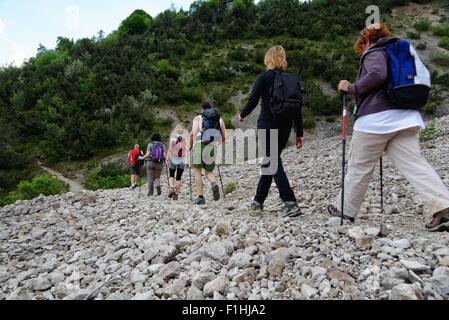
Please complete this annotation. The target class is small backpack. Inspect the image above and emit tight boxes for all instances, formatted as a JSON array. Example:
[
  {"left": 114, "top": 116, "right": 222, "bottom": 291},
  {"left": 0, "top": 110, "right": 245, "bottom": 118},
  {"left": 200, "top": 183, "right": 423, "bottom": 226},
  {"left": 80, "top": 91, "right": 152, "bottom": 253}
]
[
  {"left": 269, "top": 71, "right": 304, "bottom": 120},
  {"left": 150, "top": 143, "right": 164, "bottom": 163},
  {"left": 135, "top": 151, "right": 144, "bottom": 168},
  {"left": 366, "top": 38, "right": 431, "bottom": 109},
  {"left": 201, "top": 108, "right": 221, "bottom": 143},
  {"left": 174, "top": 136, "right": 186, "bottom": 158}
]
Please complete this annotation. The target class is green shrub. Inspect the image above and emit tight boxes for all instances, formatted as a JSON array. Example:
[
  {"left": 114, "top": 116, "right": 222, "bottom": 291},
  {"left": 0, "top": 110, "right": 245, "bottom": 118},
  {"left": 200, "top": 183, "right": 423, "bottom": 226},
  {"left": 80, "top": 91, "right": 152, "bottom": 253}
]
[
  {"left": 228, "top": 47, "right": 249, "bottom": 62},
  {"left": 85, "top": 163, "right": 133, "bottom": 191},
  {"left": 422, "top": 102, "right": 436, "bottom": 115},
  {"left": 200, "top": 60, "right": 232, "bottom": 81},
  {"left": 0, "top": 174, "right": 69, "bottom": 206},
  {"left": 432, "top": 23, "right": 449, "bottom": 37},
  {"left": 407, "top": 31, "right": 421, "bottom": 40},
  {"left": 415, "top": 19, "right": 431, "bottom": 32},
  {"left": 416, "top": 43, "right": 427, "bottom": 51},
  {"left": 152, "top": 59, "right": 179, "bottom": 79},
  {"left": 212, "top": 88, "right": 233, "bottom": 107},
  {"left": 17, "top": 174, "right": 69, "bottom": 200},
  {"left": 179, "top": 69, "right": 200, "bottom": 87},
  {"left": 419, "top": 124, "right": 437, "bottom": 142},
  {"left": 182, "top": 87, "right": 203, "bottom": 102},
  {"left": 438, "top": 37, "right": 449, "bottom": 50},
  {"left": 224, "top": 181, "right": 236, "bottom": 195},
  {"left": 253, "top": 49, "right": 265, "bottom": 64},
  {"left": 431, "top": 52, "right": 449, "bottom": 67},
  {"left": 303, "top": 114, "right": 316, "bottom": 129},
  {"left": 435, "top": 73, "right": 449, "bottom": 86}
]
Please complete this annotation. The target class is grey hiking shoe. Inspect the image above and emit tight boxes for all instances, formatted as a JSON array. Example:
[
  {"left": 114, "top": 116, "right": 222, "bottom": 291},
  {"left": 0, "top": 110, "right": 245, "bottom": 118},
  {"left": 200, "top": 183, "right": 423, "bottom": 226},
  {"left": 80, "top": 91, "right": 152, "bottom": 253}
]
[
  {"left": 173, "top": 193, "right": 179, "bottom": 201},
  {"left": 426, "top": 208, "right": 449, "bottom": 232},
  {"left": 250, "top": 201, "right": 264, "bottom": 212},
  {"left": 156, "top": 186, "right": 162, "bottom": 196},
  {"left": 283, "top": 202, "right": 303, "bottom": 218},
  {"left": 195, "top": 197, "right": 206, "bottom": 205},
  {"left": 212, "top": 183, "right": 220, "bottom": 201}
]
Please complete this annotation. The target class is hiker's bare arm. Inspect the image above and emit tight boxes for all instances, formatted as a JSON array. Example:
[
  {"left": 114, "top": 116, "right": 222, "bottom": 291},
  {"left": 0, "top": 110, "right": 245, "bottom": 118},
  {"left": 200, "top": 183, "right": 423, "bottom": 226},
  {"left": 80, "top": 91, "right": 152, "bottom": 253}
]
[
  {"left": 189, "top": 117, "right": 198, "bottom": 150},
  {"left": 220, "top": 118, "right": 227, "bottom": 145},
  {"left": 166, "top": 142, "right": 172, "bottom": 162},
  {"left": 139, "top": 151, "right": 151, "bottom": 160}
]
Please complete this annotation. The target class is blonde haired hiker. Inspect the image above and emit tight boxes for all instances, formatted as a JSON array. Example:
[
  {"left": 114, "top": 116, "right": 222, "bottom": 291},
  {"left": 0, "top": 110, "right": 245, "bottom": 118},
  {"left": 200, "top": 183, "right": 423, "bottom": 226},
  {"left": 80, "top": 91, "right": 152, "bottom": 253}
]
[{"left": 166, "top": 124, "right": 190, "bottom": 200}]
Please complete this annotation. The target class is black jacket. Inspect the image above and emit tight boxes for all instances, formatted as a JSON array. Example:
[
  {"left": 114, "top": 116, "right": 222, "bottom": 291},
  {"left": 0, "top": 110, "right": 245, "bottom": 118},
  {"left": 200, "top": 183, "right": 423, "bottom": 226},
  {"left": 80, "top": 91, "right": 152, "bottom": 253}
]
[{"left": 240, "top": 70, "right": 304, "bottom": 138}]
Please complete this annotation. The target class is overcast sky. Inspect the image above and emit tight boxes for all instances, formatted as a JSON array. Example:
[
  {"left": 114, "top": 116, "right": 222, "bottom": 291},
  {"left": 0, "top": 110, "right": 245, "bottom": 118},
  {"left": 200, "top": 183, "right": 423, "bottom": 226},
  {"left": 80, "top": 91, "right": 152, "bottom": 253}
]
[{"left": 0, "top": 0, "right": 196, "bottom": 66}]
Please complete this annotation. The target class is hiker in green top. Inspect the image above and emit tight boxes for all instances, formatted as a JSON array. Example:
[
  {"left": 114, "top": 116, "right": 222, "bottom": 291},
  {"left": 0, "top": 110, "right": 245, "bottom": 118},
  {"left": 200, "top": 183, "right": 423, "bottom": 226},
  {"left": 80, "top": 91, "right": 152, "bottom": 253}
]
[{"left": 189, "top": 102, "right": 227, "bottom": 205}]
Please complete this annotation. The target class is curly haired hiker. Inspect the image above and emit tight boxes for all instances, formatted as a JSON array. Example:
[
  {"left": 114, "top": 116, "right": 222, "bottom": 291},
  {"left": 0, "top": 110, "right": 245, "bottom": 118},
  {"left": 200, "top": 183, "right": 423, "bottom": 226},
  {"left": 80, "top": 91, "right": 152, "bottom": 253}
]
[
  {"left": 167, "top": 124, "right": 190, "bottom": 201},
  {"left": 328, "top": 23, "right": 449, "bottom": 232},
  {"left": 139, "top": 133, "right": 167, "bottom": 197},
  {"left": 189, "top": 102, "right": 227, "bottom": 205},
  {"left": 239, "top": 45, "right": 305, "bottom": 218}
]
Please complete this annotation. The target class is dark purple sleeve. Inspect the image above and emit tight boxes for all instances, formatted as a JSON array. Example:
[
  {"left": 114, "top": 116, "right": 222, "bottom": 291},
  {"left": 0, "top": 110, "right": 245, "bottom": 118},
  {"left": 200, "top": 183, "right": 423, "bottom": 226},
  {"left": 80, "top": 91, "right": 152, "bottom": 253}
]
[{"left": 348, "top": 51, "right": 388, "bottom": 95}]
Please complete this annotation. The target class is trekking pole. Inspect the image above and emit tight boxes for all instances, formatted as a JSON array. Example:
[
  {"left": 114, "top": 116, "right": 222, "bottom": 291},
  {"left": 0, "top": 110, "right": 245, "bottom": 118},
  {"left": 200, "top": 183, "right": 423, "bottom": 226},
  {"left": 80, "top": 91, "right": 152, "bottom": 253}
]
[
  {"left": 189, "top": 153, "right": 193, "bottom": 202},
  {"left": 165, "top": 162, "right": 170, "bottom": 196},
  {"left": 217, "top": 165, "right": 226, "bottom": 200},
  {"left": 380, "top": 157, "right": 384, "bottom": 214},
  {"left": 341, "top": 92, "right": 348, "bottom": 226}
]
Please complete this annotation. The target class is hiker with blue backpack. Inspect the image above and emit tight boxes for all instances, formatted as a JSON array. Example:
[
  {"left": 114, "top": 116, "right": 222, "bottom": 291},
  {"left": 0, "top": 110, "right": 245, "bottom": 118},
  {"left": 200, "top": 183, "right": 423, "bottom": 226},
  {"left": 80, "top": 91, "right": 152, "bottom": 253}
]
[
  {"left": 189, "top": 102, "right": 227, "bottom": 205},
  {"left": 139, "top": 133, "right": 167, "bottom": 197},
  {"left": 328, "top": 23, "right": 449, "bottom": 232},
  {"left": 238, "top": 45, "right": 305, "bottom": 218}
]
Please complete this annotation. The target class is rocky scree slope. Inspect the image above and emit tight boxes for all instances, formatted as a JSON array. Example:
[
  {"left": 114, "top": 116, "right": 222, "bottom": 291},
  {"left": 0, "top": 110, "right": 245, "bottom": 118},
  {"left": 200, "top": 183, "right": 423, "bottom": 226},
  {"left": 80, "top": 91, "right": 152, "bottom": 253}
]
[{"left": 1, "top": 116, "right": 449, "bottom": 300}]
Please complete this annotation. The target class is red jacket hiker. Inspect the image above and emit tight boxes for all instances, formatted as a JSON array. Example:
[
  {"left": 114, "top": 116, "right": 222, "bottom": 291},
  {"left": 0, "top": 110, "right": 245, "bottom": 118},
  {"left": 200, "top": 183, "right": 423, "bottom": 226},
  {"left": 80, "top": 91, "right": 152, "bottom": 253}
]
[{"left": 128, "top": 148, "right": 141, "bottom": 168}]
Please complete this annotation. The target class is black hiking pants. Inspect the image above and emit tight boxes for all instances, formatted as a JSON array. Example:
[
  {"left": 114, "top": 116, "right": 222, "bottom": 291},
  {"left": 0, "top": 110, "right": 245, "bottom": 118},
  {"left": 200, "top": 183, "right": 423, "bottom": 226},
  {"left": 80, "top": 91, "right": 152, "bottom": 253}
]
[{"left": 254, "top": 121, "right": 296, "bottom": 204}]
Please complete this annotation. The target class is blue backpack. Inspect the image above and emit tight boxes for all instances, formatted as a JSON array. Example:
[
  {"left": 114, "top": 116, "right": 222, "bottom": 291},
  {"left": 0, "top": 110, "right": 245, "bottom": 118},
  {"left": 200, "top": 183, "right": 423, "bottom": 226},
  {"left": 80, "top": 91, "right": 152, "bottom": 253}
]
[
  {"left": 201, "top": 108, "right": 222, "bottom": 143},
  {"left": 368, "top": 38, "right": 431, "bottom": 109}
]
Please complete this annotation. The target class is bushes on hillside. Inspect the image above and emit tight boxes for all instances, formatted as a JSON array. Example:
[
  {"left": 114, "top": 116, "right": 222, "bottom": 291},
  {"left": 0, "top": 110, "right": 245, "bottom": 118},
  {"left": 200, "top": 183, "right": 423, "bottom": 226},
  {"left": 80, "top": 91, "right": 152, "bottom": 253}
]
[
  {"left": 0, "top": 174, "right": 69, "bottom": 207},
  {"left": 438, "top": 37, "right": 449, "bottom": 50},
  {"left": 84, "top": 163, "right": 133, "bottom": 191},
  {"left": 415, "top": 19, "right": 431, "bottom": 32}
]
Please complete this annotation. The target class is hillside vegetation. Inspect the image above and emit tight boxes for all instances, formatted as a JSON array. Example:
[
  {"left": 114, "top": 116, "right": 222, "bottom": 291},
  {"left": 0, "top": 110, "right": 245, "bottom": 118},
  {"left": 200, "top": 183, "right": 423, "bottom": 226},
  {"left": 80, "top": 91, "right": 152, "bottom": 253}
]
[{"left": 1, "top": 0, "right": 448, "bottom": 206}]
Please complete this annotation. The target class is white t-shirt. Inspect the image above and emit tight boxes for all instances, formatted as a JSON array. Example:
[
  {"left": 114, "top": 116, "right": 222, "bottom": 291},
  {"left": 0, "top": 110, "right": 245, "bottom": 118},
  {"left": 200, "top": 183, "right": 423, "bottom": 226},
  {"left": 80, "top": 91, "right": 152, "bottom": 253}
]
[{"left": 354, "top": 109, "right": 425, "bottom": 134}]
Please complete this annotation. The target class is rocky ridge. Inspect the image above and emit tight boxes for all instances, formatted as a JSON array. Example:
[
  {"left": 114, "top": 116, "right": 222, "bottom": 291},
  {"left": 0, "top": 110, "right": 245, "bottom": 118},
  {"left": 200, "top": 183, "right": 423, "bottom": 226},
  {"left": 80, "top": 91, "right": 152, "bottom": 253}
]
[{"left": 1, "top": 116, "right": 449, "bottom": 300}]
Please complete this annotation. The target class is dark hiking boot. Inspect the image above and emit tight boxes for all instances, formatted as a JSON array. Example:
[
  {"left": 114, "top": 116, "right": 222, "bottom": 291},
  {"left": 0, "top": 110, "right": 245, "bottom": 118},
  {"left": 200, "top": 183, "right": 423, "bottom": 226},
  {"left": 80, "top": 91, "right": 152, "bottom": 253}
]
[
  {"left": 168, "top": 188, "right": 176, "bottom": 199},
  {"left": 212, "top": 183, "right": 220, "bottom": 201},
  {"left": 250, "top": 201, "right": 264, "bottom": 213},
  {"left": 283, "top": 202, "right": 303, "bottom": 218},
  {"left": 173, "top": 193, "right": 179, "bottom": 201},
  {"left": 426, "top": 208, "right": 449, "bottom": 232},
  {"left": 195, "top": 197, "right": 206, "bottom": 205},
  {"left": 156, "top": 186, "right": 162, "bottom": 196},
  {"left": 130, "top": 184, "right": 137, "bottom": 190},
  {"left": 327, "top": 205, "right": 355, "bottom": 223}
]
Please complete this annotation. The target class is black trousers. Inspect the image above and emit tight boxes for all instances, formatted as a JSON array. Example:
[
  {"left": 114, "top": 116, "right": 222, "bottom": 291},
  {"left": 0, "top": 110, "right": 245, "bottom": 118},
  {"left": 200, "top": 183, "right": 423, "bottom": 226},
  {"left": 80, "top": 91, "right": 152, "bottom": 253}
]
[{"left": 254, "top": 122, "right": 296, "bottom": 204}]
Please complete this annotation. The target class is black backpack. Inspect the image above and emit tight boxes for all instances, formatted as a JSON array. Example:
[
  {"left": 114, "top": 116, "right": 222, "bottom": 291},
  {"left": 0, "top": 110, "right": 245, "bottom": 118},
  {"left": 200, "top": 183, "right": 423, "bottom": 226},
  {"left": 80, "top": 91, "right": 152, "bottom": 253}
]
[
  {"left": 135, "top": 151, "right": 145, "bottom": 168},
  {"left": 269, "top": 70, "right": 304, "bottom": 120},
  {"left": 201, "top": 108, "right": 222, "bottom": 143}
]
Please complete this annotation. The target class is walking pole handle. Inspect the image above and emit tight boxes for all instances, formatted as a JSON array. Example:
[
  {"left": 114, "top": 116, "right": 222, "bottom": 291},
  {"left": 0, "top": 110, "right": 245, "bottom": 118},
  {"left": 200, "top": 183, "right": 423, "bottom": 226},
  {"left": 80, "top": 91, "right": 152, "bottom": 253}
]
[{"left": 341, "top": 92, "right": 348, "bottom": 141}]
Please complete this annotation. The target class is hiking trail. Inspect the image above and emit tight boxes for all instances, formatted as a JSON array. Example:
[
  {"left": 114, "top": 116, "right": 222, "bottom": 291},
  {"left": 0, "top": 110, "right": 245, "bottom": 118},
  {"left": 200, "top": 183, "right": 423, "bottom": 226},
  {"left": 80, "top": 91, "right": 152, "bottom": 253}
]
[
  {"left": 39, "top": 163, "right": 84, "bottom": 194},
  {"left": 2, "top": 115, "right": 448, "bottom": 301}
]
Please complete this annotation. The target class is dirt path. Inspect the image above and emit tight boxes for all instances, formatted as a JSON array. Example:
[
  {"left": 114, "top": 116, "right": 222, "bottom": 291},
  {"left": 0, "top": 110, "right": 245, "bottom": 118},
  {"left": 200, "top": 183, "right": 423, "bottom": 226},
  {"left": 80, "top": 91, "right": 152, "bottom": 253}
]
[{"left": 39, "top": 164, "right": 84, "bottom": 193}]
